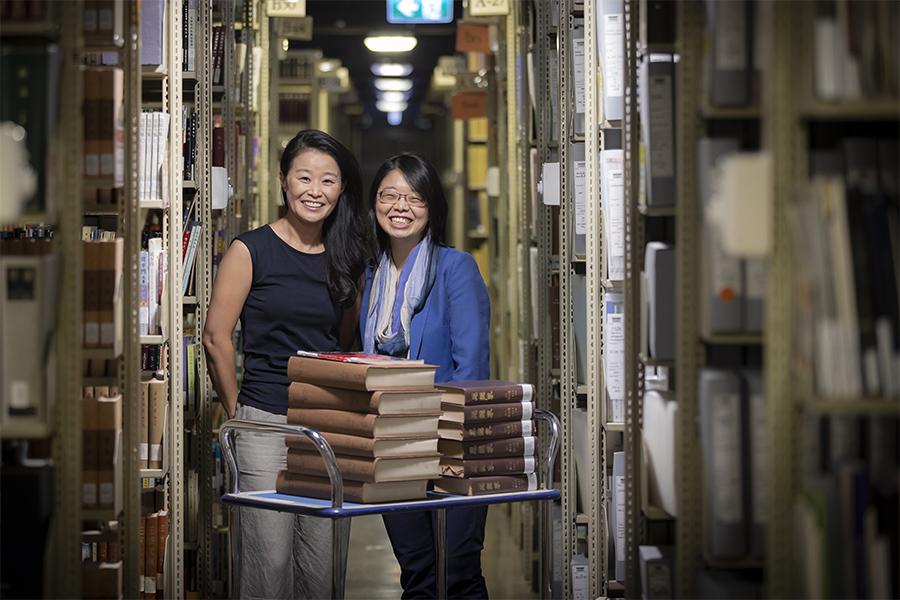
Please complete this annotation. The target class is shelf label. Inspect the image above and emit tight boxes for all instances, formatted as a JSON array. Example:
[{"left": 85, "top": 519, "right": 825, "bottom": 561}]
[
  {"left": 267, "top": 0, "right": 307, "bottom": 18},
  {"left": 273, "top": 16, "right": 312, "bottom": 40},
  {"left": 468, "top": 0, "right": 509, "bottom": 17}
]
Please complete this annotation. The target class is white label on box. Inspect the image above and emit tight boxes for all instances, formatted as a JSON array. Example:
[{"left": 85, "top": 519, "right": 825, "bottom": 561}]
[
  {"left": 603, "top": 14, "right": 624, "bottom": 97},
  {"left": 571, "top": 563, "right": 589, "bottom": 600},
  {"left": 572, "top": 37, "right": 585, "bottom": 113},
  {"left": 82, "top": 484, "right": 97, "bottom": 506},
  {"left": 144, "top": 577, "right": 157, "bottom": 594},
  {"left": 100, "top": 153, "right": 114, "bottom": 176},
  {"left": 712, "top": 392, "right": 743, "bottom": 523},
  {"left": 100, "top": 322, "right": 114, "bottom": 346},
  {"left": 150, "top": 444, "right": 162, "bottom": 461},
  {"left": 542, "top": 162, "right": 560, "bottom": 206},
  {"left": 574, "top": 160, "right": 586, "bottom": 235},
  {"left": 139, "top": 443, "right": 149, "bottom": 461},
  {"left": 10, "top": 381, "right": 30, "bottom": 409},
  {"left": 84, "top": 323, "right": 100, "bottom": 345},
  {"left": 649, "top": 73, "right": 674, "bottom": 178},
  {"left": 602, "top": 150, "right": 625, "bottom": 260},
  {"left": 99, "top": 482, "right": 113, "bottom": 505},
  {"left": 605, "top": 295, "right": 625, "bottom": 401},
  {"left": 85, "top": 155, "right": 100, "bottom": 177}
]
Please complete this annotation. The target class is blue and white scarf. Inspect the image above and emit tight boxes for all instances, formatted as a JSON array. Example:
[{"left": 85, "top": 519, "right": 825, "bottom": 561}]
[{"left": 363, "top": 235, "right": 437, "bottom": 358}]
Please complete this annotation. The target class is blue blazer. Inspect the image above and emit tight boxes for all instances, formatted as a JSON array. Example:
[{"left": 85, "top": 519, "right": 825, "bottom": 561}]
[{"left": 360, "top": 246, "right": 490, "bottom": 383}]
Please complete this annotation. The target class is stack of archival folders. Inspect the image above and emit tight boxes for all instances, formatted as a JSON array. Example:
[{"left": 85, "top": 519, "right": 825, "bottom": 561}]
[
  {"left": 275, "top": 354, "right": 443, "bottom": 503},
  {"left": 435, "top": 381, "right": 539, "bottom": 497}
]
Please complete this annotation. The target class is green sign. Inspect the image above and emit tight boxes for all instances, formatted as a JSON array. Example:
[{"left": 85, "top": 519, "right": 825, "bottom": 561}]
[{"left": 386, "top": 0, "right": 453, "bottom": 24}]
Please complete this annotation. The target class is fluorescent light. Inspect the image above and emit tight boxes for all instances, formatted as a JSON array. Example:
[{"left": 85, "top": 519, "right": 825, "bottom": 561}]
[
  {"left": 374, "top": 78, "right": 413, "bottom": 92},
  {"left": 371, "top": 63, "right": 413, "bottom": 77},
  {"left": 387, "top": 111, "right": 403, "bottom": 126},
  {"left": 378, "top": 91, "right": 409, "bottom": 102},
  {"left": 318, "top": 59, "right": 340, "bottom": 73},
  {"left": 364, "top": 35, "right": 417, "bottom": 53},
  {"left": 376, "top": 100, "right": 408, "bottom": 112}
]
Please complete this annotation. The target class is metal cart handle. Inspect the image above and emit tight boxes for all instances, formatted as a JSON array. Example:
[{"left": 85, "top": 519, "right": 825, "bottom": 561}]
[
  {"left": 218, "top": 408, "right": 561, "bottom": 506},
  {"left": 218, "top": 419, "right": 346, "bottom": 508}
]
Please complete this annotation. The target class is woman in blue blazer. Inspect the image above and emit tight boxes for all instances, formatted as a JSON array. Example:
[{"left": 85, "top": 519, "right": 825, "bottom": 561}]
[{"left": 361, "top": 153, "right": 491, "bottom": 599}]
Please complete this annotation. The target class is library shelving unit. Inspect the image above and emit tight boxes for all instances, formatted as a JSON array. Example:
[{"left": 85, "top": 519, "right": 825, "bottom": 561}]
[
  {"left": 0, "top": 2, "right": 86, "bottom": 595},
  {"left": 766, "top": 2, "right": 900, "bottom": 598}
]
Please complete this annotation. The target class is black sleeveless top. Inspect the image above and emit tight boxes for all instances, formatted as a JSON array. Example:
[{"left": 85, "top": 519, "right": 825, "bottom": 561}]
[{"left": 235, "top": 225, "right": 342, "bottom": 414}]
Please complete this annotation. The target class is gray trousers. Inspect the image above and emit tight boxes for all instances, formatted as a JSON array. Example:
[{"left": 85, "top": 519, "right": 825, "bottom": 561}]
[{"left": 234, "top": 403, "right": 351, "bottom": 599}]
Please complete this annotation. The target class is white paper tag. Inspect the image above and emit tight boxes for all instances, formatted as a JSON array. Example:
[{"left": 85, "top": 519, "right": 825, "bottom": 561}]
[
  {"left": 521, "top": 403, "right": 534, "bottom": 420},
  {"left": 603, "top": 14, "right": 624, "bottom": 97},
  {"left": 523, "top": 436, "right": 536, "bottom": 456},
  {"left": 520, "top": 384, "right": 533, "bottom": 403}
]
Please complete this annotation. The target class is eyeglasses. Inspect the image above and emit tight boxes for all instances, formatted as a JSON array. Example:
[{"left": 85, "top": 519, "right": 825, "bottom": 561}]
[{"left": 377, "top": 190, "right": 427, "bottom": 208}]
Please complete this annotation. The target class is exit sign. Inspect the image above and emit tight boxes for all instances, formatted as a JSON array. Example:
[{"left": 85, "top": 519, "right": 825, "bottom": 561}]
[{"left": 387, "top": 0, "right": 453, "bottom": 24}]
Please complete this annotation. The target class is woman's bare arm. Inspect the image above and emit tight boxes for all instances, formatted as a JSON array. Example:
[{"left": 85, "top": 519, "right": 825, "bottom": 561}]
[{"left": 202, "top": 240, "right": 252, "bottom": 419}]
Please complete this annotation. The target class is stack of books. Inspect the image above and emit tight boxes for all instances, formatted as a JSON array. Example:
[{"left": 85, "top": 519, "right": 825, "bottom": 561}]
[
  {"left": 275, "top": 352, "right": 442, "bottom": 503},
  {"left": 435, "top": 381, "right": 539, "bottom": 496}
]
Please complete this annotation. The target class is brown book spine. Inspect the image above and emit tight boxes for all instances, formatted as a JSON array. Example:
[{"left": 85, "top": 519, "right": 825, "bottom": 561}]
[
  {"left": 441, "top": 381, "right": 535, "bottom": 405},
  {"left": 287, "top": 356, "right": 370, "bottom": 390},
  {"left": 155, "top": 511, "right": 168, "bottom": 599},
  {"left": 144, "top": 513, "right": 158, "bottom": 596},
  {"left": 286, "top": 449, "right": 377, "bottom": 482},
  {"left": 285, "top": 431, "right": 378, "bottom": 458},
  {"left": 438, "top": 474, "right": 537, "bottom": 496},
  {"left": 457, "top": 401, "right": 533, "bottom": 424},
  {"left": 442, "top": 456, "right": 536, "bottom": 478},
  {"left": 462, "top": 419, "right": 534, "bottom": 441},
  {"left": 288, "top": 382, "right": 378, "bottom": 413},
  {"left": 287, "top": 408, "right": 378, "bottom": 438},
  {"left": 445, "top": 436, "right": 536, "bottom": 459}
]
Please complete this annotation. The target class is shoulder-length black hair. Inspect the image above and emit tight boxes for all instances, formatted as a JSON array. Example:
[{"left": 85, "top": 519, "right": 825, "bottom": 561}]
[
  {"left": 280, "top": 129, "right": 374, "bottom": 307},
  {"left": 368, "top": 153, "right": 448, "bottom": 254}
]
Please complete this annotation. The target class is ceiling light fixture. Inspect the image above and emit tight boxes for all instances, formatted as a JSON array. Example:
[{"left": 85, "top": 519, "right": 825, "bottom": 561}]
[
  {"left": 376, "top": 99, "right": 408, "bottom": 113},
  {"left": 387, "top": 111, "right": 403, "bottom": 126},
  {"left": 371, "top": 63, "right": 413, "bottom": 77},
  {"left": 364, "top": 35, "right": 417, "bottom": 53},
  {"left": 374, "top": 78, "right": 413, "bottom": 92},
  {"left": 377, "top": 91, "right": 409, "bottom": 103}
]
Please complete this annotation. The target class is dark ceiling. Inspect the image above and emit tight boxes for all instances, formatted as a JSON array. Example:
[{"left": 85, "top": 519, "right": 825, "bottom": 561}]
[{"left": 291, "top": 0, "right": 462, "bottom": 124}]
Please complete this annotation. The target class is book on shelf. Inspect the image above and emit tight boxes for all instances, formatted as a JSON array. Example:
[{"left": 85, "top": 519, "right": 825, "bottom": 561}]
[
  {"left": 286, "top": 450, "right": 440, "bottom": 483},
  {"left": 571, "top": 24, "right": 586, "bottom": 136},
  {"left": 275, "top": 471, "right": 428, "bottom": 503},
  {"left": 294, "top": 351, "right": 424, "bottom": 365},
  {"left": 148, "top": 376, "right": 166, "bottom": 470},
  {"left": 287, "top": 408, "right": 440, "bottom": 439},
  {"left": 645, "top": 242, "right": 675, "bottom": 361},
  {"left": 642, "top": 389, "right": 677, "bottom": 517},
  {"left": 440, "top": 455, "right": 536, "bottom": 479},
  {"left": 604, "top": 292, "right": 625, "bottom": 422},
  {"left": 638, "top": 55, "right": 676, "bottom": 208},
  {"left": 438, "top": 380, "right": 534, "bottom": 406},
  {"left": 286, "top": 355, "right": 437, "bottom": 391},
  {"left": 438, "top": 436, "right": 536, "bottom": 461},
  {"left": 612, "top": 451, "right": 625, "bottom": 581},
  {"left": 639, "top": 545, "right": 674, "bottom": 600},
  {"left": 598, "top": 0, "right": 625, "bottom": 121},
  {"left": 439, "top": 418, "right": 534, "bottom": 442},
  {"left": 288, "top": 382, "right": 441, "bottom": 415},
  {"left": 285, "top": 431, "right": 439, "bottom": 459},
  {"left": 704, "top": 0, "right": 754, "bottom": 107},
  {"left": 433, "top": 473, "right": 537, "bottom": 496}
]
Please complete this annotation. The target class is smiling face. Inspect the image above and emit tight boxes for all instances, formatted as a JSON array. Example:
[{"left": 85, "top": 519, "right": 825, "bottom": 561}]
[
  {"left": 279, "top": 149, "right": 342, "bottom": 226},
  {"left": 374, "top": 169, "right": 430, "bottom": 244}
]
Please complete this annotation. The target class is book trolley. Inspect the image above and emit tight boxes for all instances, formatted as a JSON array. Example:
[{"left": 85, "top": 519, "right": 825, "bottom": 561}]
[{"left": 217, "top": 409, "right": 561, "bottom": 599}]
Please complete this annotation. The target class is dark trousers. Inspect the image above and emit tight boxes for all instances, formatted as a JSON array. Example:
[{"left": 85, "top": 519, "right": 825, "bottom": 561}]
[{"left": 383, "top": 505, "right": 489, "bottom": 599}]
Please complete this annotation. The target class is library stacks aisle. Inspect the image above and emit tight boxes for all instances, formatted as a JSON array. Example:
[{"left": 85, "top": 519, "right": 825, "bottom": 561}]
[{"left": 1, "top": 0, "right": 897, "bottom": 598}]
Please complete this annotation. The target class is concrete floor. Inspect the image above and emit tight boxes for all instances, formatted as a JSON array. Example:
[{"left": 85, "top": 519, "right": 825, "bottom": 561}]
[{"left": 345, "top": 506, "right": 538, "bottom": 599}]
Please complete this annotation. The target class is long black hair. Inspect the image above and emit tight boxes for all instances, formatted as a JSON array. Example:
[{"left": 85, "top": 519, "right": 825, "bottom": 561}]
[
  {"left": 280, "top": 130, "right": 374, "bottom": 307},
  {"left": 368, "top": 153, "right": 448, "bottom": 255}
]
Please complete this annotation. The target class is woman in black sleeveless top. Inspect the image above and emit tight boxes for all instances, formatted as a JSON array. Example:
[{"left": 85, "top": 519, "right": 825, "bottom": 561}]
[{"left": 203, "top": 130, "right": 372, "bottom": 599}]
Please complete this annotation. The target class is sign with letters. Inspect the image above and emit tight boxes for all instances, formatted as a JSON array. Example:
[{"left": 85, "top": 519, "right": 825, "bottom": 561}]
[
  {"left": 274, "top": 16, "right": 313, "bottom": 40},
  {"left": 267, "top": 0, "right": 306, "bottom": 18},
  {"left": 468, "top": 0, "right": 509, "bottom": 17},
  {"left": 387, "top": 0, "right": 453, "bottom": 24}
]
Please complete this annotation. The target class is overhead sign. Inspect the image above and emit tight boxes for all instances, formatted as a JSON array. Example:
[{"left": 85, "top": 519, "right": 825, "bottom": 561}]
[
  {"left": 267, "top": 0, "right": 306, "bottom": 18},
  {"left": 274, "top": 16, "right": 313, "bottom": 40},
  {"left": 387, "top": 0, "right": 453, "bottom": 24},
  {"left": 451, "top": 92, "right": 487, "bottom": 119},
  {"left": 456, "top": 22, "right": 490, "bottom": 53},
  {"left": 468, "top": 0, "right": 509, "bottom": 17}
]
